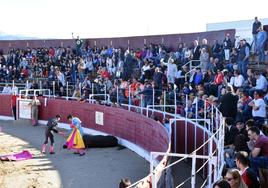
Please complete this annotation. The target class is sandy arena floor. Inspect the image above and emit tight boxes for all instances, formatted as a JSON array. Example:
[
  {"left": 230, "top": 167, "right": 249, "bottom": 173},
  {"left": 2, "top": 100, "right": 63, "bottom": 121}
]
[{"left": 0, "top": 119, "right": 149, "bottom": 188}]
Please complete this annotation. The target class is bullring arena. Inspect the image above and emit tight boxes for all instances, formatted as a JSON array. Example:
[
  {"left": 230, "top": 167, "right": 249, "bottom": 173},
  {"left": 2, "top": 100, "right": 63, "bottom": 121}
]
[{"left": 0, "top": 20, "right": 268, "bottom": 188}]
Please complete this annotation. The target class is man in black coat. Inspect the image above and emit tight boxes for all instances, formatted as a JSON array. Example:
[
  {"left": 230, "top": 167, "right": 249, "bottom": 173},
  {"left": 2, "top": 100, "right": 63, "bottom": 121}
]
[{"left": 219, "top": 86, "right": 239, "bottom": 119}]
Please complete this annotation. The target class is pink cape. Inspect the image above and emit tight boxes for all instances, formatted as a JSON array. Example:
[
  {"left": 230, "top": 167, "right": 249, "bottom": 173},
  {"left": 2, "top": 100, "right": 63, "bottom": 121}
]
[{"left": 0, "top": 150, "right": 33, "bottom": 161}]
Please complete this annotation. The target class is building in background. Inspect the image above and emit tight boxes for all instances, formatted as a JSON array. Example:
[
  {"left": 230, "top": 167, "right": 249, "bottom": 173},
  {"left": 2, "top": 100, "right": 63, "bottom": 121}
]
[{"left": 206, "top": 18, "right": 268, "bottom": 47}]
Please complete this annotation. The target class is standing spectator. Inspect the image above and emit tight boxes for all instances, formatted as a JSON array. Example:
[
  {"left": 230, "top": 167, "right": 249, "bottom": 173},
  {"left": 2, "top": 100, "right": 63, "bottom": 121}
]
[
  {"left": 77, "top": 57, "right": 86, "bottom": 83},
  {"left": 138, "top": 81, "right": 153, "bottom": 107},
  {"left": 237, "top": 39, "right": 250, "bottom": 79},
  {"left": 72, "top": 34, "right": 83, "bottom": 57},
  {"left": 237, "top": 90, "right": 252, "bottom": 122},
  {"left": 256, "top": 26, "right": 267, "bottom": 63},
  {"left": 252, "top": 17, "right": 262, "bottom": 53},
  {"left": 191, "top": 40, "right": 201, "bottom": 66},
  {"left": 56, "top": 69, "right": 66, "bottom": 87},
  {"left": 223, "top": 33, "right": 233, "bottom": 62},
  {"left": 11, "top": 92, "right": 17, "bottom": 120},
  {"left": 200, "top": 48, "right": 210, "bottom": 73},
  {"left": 30, "top": 96, "right": 41, "bottom": 126},
  {"left": 166, "top": 58, "right": 177, "bottom": 84},
  {"left": 220, "top": 86, "right": 239, "bottom": 119},
  {"left": 70, "top": 59, "right": 77, "bottom": 83},
  {"left": 211, "top": 39, "right": 222, "bottom": 60}
]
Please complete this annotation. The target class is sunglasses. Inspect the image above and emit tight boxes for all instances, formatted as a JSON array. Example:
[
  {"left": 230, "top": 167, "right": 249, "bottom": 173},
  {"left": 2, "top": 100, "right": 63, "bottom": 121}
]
[{"left": 225, "top": 177, "right": 235, "bottom": 182}]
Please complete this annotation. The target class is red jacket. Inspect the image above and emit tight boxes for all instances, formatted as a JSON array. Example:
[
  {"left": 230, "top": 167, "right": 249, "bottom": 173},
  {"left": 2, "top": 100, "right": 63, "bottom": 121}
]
[{"left": 11, "top": 95, "right": 17, "bottom": 107}]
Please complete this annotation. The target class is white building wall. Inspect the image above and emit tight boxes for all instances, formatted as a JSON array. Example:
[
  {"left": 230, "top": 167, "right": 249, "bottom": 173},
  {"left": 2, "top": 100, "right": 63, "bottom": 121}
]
[{"left": 206, "top": 18, "right": 268, "bottom": 46}]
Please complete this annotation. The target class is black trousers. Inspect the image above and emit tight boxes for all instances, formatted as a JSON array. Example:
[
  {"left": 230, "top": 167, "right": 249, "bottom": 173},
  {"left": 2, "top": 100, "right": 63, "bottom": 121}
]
[
  {"left": 44, "top": 130, "right": 54, "bottom": 145},
  {"left": 12, "top": 106, "right": 16, "bottom": 120}
]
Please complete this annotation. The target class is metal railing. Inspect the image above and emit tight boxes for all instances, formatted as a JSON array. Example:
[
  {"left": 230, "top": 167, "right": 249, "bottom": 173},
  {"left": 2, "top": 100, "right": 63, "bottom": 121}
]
[
  {"left": 125, "top": 95, "right": 224, "bottom": 188},
  {"left": 6, "top": 79, "right": 225, "bottom": 188},
  {"left": 19, "top": 89, "right": 51, "bottom": 98}
]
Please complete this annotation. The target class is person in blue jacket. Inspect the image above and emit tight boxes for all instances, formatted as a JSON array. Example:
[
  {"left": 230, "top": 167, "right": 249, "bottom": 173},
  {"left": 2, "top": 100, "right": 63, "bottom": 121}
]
[{"left": 256, "top": 26, "right": 267, "bottom": 63}]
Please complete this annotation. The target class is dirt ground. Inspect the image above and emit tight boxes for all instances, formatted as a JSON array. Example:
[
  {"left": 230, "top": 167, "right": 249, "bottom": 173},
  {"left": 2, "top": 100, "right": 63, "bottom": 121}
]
[
  {"left": 0, "top": 119, "right": 149, "bottom": 188},
  {"left": 0, "top": 131, "right": 61, "bottom": 188}
]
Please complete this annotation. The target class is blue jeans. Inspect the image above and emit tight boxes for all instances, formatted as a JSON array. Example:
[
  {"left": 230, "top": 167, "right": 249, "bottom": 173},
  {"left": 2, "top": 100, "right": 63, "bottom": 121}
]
[
  {"left": 257, "top": 44, "right": 266, "bottom": 62},
  {"left": 253, "top": 34, "right": 258, "bottom": 53},
  {"left": 238, "top": 60, "right": 248, "bottom": 79},
  {"left": 250, "top": 156, "right": 268, "bottom": 176}
]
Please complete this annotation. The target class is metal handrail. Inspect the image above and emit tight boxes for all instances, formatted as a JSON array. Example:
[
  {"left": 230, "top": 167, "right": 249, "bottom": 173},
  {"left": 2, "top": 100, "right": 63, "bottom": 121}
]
[{"left": 184, "top": 65, "right": 201, "bottom": 82}]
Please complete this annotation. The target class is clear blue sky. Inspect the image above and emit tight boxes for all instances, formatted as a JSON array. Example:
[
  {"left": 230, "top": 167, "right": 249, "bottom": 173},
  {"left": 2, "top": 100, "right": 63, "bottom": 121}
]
[{"left": 1, "top": 0, "right": 267, "bottom": 39}]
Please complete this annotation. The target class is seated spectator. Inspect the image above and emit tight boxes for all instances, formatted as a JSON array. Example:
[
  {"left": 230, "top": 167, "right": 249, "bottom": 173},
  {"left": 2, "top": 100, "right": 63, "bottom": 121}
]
[
  {"left": 225, "top": 131, "right": 249, "bottom": 168},
  {"left": 2, "top": 84, "right": 12, "bottom": 94},
  {"left": 236, "top": 90, "right": 252, "bottom": 122},
  {"left": 235, "top": 152, "right": 260, "bottom": 188},
  {"left": 213, "top": 179, "right": 231, "bottom": 188},
  {"left": 20, "top": 66, "right": 29, "bottom": 80},
  {"left": 232, "top": 70, "right": 244, "bottom": 91},
  {"left": 248, "top": 90, "right": 266, "bottom": 128},
  {"left": 247, "top": 126, "right": 268, "bottom": 176},
  {"left": 72, "top": 87, "right": 81, "bottom": 99},
  {"left": 119, "top": 178, "right": 131, "bottom": 188},
  {"left": 249, "top": 71, "right": 267, "bottom": 97},
  {"left": 190, "top": 67, "right": 203, "bottom": 86},
  {"left": 235, "top": 119, "right": 248, "bottom": 138},
  {"left": 224, "top": 168, "right": 248, "bottom": 188}
]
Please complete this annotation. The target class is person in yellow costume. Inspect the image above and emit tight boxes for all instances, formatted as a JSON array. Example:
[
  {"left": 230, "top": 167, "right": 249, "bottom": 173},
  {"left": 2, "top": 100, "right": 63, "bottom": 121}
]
[{"left": 65, "top": 114, "right": 85, "bottom": 156}]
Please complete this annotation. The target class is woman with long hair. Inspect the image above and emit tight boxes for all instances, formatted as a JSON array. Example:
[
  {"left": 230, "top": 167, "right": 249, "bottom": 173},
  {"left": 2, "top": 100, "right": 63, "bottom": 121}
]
[{"left": 225, "top": 169, "right": 248, "bottom": 188}]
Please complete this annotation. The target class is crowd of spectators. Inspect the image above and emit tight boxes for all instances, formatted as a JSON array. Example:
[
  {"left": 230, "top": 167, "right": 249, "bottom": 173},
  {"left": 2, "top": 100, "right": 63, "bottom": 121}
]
[
  {"left": 1, "top": 22, "right": 268, "bottom": 187},
  {"left": 0, "top": 29, "right": 267, "bottom": 115}
]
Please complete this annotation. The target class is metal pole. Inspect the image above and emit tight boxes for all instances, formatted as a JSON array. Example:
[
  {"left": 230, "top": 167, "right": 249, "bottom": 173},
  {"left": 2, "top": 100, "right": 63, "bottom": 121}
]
[
  {"left": 208, "top": 136, "right": 213, "bottom": 188},
  {"left": 194, "top": 121, "right": 197, "bottom": 150},
  {"left": 92, "top": 83, "right": 94, "bottom": 96},
  {"left": 80, "top": 82, "right": 82, "bottom": 98},
  {"left": 128, "top": 85, "right": 131, "bottom": 111},
  {"left": 104, "top": 85, "right": 107, "bottom": 102},
  {"left": 174, "top": 90, "right": 177, "bottom": 148},
  {"left": 216, "top": 109, "right": 219, "bottom": 138},
  {"left": 185, "top": 95, "right": 188, "bottom": 155},
  {"left": 190, "top": 60, "right": 192, "bottom": 71},
  {"left": 164, "top": 91, "right": 166, "bottom": 119},
  {"left": 174, "top": 90, "right": 177, "bottom": 117},
  {"left": 12, "top": 80, "right": 15, "bottom": 87},
  {"left": 185, "top": 94, "right": 188, "bottom": 119},
  {"left": 53, "top": 81, "right": 55, "bottom": 96},
  {"left": 26, "top": 80, "right": 29, "bottom": 89},
  {"left": 116, "top": 86, "right": 119, "bottom": 105},
  {"left": 211, "top": 105, "right": 214, "bottom": 131},
  {"left": 195, "top": 96, "right": 198, "bottom": 122},
  {"left": 191, "top": 152, "right": 197, "bottom": 188},
  {"left": 66, "top": 82, "right": 69, "bottom": 100},
  {"left": 140, "top": 95, "right": 143, "bottom": 115},
  {"left": 204, "top": 99, "right": 207, "bottom": 121},
  {"left": 153, "top": 88, "right": 155, "bottom": 111},
  {"left": 171, "top": 119, "right": 177, "bottom": 153},
  {"left": 150, "top": 152, "right": 154, "bottom": 173},
  {"left": 203, "top": 124, "right": 206, "bottom": 177},
  {"left": 39, "top": 80, "right": 42, "bottom": 89}
]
